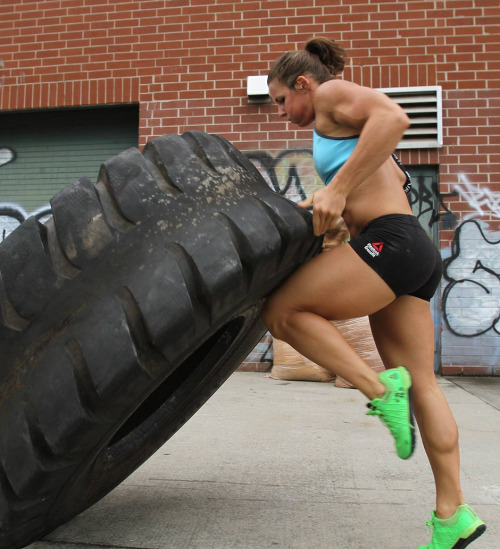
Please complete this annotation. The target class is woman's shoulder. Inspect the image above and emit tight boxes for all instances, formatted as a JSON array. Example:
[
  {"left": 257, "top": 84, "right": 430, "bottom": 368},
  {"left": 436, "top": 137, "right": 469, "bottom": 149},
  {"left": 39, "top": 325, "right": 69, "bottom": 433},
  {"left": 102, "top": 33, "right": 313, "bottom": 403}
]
[
  {"left": 315, "top": 79, "right": 375, "bottom": 101},
  {"left": 313, "top": 79, "right": 360, "bottom": 113},
  {"left": 314, "top": 79, "right": 396, "bottom": 125},
  {"left": 313, "top": 80, "right": 363, "bottom": 132}
]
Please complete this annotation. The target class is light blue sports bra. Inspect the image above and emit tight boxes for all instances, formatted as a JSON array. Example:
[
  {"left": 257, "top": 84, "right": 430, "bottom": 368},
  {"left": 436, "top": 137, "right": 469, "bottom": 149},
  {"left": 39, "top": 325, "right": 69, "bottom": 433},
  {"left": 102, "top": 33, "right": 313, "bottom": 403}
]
[
  {"left": 313, "top": 129, "right": 359, "bottom": 185},
  {"left": 313, "top": 128, "right": 411, "bottom": 193}
]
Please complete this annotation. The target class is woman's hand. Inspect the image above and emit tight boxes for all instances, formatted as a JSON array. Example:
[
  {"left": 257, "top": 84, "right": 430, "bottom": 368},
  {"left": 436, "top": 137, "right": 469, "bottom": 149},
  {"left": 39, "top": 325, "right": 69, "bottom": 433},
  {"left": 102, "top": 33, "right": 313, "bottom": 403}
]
[{"left": 298, "top": 186, "right": 347, "bottom": 236}]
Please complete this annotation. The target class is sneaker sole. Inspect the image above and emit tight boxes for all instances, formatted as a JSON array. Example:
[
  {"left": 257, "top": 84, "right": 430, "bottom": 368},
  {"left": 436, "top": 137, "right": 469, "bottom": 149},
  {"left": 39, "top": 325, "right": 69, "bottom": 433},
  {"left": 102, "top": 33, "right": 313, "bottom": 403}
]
[
  {"left": 398, "top": 367, "right": 416, "bottom": 459},
  {"left": 452, "top": 524, "right": 486, "bottom": 549},
  {"left": 407, "top": 384, "right": 416, "bottom": 458}
]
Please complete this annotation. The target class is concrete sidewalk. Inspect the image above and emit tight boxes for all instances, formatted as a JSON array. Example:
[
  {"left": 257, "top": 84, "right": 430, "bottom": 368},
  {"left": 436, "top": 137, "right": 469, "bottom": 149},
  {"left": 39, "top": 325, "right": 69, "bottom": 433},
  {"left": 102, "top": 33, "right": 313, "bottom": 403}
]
[{"left": 28, "top": 373, "right": 499, "bottom": 549}]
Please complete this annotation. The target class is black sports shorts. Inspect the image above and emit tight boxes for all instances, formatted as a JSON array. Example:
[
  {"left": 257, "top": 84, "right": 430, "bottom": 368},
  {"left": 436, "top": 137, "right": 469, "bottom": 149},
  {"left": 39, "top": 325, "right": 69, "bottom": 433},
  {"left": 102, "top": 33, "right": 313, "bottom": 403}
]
[{"left": 348, "top": 214, "right": 443, "bottom": 301}]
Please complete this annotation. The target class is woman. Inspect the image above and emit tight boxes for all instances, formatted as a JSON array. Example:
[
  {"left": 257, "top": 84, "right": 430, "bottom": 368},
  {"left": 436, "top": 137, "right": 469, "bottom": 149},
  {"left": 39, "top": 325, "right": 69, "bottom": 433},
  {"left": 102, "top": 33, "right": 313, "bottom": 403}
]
[{"left": 262, "top": 37, "right": 486, "bottom": 549}]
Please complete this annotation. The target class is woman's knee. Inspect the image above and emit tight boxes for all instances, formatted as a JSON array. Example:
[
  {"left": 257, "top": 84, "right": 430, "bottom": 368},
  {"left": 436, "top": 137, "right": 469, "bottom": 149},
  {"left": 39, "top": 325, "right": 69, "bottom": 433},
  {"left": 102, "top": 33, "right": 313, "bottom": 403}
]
[
  {"left": 423, "top": 419, "right": 459, "bottom": 455},
  {"left": 261, "top": 297, "right": 279, "bottom": 336},
  {"left": 261, "top": 295, "right": 289, "bottom": 339}
]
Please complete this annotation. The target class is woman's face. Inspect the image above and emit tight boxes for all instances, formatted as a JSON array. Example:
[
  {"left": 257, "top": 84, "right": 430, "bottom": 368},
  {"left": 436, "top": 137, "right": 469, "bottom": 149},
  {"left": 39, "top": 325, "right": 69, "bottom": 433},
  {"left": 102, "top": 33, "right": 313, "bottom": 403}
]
[{"left": 268, "top": 78, "right": 315, "bottom": 127}]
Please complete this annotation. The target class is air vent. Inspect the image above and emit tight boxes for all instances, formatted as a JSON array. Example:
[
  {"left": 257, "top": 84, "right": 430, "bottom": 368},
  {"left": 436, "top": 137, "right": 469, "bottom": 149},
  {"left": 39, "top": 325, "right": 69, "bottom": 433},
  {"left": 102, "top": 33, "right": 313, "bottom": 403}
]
[{"left": 378, "top": 86, "right": 443, "bottom": 149}]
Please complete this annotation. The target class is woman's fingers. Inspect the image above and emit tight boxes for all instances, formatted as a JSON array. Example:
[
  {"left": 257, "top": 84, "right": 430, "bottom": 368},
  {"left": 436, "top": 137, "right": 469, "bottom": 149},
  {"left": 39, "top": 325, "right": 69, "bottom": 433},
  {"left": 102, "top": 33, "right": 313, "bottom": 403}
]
[
  {"left": 297, "top": 192, "right": 314, "bottom": 210},
  {"left": 314, "top": 209, "right": 328, "bottom": 235},
  {"left": 299, "top": 188, "right": 346, "bottom": 236}
]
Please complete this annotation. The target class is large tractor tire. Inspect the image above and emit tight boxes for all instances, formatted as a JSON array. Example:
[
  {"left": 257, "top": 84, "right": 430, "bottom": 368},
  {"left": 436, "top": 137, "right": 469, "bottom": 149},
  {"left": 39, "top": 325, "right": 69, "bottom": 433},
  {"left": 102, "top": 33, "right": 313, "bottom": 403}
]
[{"left": 0, "top": 131, "right": 321, "bottom": 548}]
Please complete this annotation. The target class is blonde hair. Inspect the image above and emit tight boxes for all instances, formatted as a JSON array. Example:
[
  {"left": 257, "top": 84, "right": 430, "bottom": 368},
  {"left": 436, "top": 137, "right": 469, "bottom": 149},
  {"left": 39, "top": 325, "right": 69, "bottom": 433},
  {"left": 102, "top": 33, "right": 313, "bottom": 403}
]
[{"left": 268, "top": 37, "right": 346, "bottom": 88}]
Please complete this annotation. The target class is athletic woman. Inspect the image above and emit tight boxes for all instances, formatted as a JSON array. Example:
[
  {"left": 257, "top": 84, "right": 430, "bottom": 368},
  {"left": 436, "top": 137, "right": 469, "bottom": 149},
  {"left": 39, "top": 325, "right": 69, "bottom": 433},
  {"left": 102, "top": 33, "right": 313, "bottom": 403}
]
[{"left": 262, "top": 37, "right": 486, "bottom": 549}]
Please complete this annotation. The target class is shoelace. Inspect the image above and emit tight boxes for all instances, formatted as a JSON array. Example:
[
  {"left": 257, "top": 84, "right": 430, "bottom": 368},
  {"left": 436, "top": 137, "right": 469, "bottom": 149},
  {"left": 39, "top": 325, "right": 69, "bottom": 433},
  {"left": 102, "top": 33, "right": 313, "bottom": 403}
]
[
  {"left": 366, "top": 404, "right": 381, "bottom": 416},
  {"left": 425, "top": 518, "right": 435, "bottom": 536},
  {"left": 366, "top": 402, "right": 409, "bottom": 430}
]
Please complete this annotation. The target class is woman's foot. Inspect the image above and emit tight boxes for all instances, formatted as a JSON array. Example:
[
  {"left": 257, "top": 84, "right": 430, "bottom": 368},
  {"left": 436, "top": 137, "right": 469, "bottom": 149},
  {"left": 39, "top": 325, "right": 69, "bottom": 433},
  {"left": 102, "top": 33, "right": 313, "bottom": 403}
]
[
  {"left": 366, "top": 366, "right": 415, "bottom": 459},
  {"left": 418, "top": 504, "right": 486, "bottom": 548}
]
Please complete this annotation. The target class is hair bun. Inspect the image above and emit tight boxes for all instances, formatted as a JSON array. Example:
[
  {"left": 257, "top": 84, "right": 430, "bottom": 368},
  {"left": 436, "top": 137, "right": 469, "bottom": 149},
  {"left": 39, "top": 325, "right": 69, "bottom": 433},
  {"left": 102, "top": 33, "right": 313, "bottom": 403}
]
[{"left": 305, "top": 37, "right": 345, "bottom": 75}]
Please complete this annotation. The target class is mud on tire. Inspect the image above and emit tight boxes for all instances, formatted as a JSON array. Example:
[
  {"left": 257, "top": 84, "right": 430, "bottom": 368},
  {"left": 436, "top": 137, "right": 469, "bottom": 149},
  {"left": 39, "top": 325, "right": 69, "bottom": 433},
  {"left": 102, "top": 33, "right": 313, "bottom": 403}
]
[{"left": 0, "top": 131, "right": 321, "bottom": 548}]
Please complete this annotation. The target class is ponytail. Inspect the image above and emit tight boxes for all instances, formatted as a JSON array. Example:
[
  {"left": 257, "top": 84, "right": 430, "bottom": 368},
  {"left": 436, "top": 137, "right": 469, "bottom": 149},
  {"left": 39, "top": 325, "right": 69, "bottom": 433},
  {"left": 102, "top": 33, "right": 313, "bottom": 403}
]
[
  {"left": 268, "top": 37, "right": 346, "bottom": 88},
  {"left": 305, "top": 37, "right": 345, "bottom": 76}
]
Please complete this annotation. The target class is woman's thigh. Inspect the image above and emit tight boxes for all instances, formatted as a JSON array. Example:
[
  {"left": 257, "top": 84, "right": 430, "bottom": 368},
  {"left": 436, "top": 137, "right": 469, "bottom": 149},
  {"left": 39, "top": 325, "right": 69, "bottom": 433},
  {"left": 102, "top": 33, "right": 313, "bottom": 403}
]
[{"left": 264, "top": 243, "right": 396, "bottom": 322}]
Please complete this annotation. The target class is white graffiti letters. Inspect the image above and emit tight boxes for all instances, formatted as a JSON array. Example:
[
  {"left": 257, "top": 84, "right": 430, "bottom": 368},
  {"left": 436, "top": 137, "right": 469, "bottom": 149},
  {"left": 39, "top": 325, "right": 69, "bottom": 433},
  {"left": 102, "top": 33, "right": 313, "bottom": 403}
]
[
  {"left": 455, "top": 173, "right": 500, "bottom": 221},
  {"left": 443, "top": 220, "right": 500, "bottom": 336}
]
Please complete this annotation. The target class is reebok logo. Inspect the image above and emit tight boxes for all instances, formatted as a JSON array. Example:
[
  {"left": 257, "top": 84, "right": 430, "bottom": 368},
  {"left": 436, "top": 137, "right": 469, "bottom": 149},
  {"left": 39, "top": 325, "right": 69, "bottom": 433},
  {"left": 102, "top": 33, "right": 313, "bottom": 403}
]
[{"left": 364, "top": 242, "right": 384, "bottom": 257}]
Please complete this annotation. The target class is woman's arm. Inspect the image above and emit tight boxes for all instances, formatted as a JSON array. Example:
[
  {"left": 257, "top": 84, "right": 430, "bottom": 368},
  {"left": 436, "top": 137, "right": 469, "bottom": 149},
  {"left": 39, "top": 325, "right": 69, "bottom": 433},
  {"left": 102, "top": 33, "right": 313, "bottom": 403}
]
[
  {"left": 324, "top": 80, "right": 410, "bottom": 195},
  {"left": 300, "top": 80, "right": 410, "bottom": 235}
]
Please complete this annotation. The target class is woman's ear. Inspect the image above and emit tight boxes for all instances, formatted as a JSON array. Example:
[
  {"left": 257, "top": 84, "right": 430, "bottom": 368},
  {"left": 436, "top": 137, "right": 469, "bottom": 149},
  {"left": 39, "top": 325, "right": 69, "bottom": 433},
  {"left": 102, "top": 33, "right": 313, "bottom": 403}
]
[{"left": 295, "top": 75, "right": 310, "bottom": 91}]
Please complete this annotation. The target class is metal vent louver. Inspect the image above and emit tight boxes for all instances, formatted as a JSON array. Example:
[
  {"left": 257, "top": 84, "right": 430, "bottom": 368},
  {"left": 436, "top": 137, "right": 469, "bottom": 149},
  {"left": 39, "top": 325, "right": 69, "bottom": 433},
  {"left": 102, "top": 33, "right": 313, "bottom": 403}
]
[{"left": 378, "top": 86, "right": 443, "bottom": 149}]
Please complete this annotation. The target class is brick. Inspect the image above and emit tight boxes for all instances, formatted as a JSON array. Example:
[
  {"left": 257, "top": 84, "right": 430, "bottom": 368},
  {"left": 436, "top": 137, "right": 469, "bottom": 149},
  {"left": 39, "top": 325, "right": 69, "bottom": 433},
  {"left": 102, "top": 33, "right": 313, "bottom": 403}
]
[
  {"left": 441, "top": 365, "right": 464, "bottom": 376},
  {"left": 463, "top": 366, "right": 493, "bottom": 376}
]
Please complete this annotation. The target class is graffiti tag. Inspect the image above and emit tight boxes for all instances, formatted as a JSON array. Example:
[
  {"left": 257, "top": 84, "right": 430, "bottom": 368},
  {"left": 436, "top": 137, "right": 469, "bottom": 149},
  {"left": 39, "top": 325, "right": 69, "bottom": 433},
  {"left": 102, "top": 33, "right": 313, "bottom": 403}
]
[
  {"left": 0, "top": 147, "right": 16, "bottom": 167},
  {"left": 455, "top": 173, "right": 500, "bottom": 221},
  {"left": 0, "top": 204, "right": 51, "bottom": 242},
  {"left": 443, "top": 220, "right": 500, "bottom": 337},
  {"left": 246, "top": 149, "right": 320, "bottom": 201}
]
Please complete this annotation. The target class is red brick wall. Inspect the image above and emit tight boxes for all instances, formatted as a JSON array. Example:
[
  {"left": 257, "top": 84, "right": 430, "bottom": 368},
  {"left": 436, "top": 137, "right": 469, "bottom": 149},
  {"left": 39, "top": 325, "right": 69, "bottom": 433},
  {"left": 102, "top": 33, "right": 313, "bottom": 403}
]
[
  {"left": 2, "top": 1, "right": 498, "bottom": 202},
  {"left": 2, "top": 0, "right": 500, "bottom": 373}
]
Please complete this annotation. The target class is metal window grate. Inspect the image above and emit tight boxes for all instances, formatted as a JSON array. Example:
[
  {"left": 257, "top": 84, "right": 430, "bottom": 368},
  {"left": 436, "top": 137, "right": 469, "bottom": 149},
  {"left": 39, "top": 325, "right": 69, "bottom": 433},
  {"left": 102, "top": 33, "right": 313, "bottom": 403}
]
[{"left": 378, "top": 86, "right": 443, "bottom": 149}]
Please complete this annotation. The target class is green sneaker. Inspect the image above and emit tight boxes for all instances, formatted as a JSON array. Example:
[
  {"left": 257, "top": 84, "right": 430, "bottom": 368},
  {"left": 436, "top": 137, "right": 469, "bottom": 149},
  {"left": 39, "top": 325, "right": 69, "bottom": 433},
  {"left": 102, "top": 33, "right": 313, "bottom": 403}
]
[
  {"left": 366, "top": 366, "right": 415, "bottom": 459},
  {"left": 418, "top": 505, "right": 486, "bottom": 549}
]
